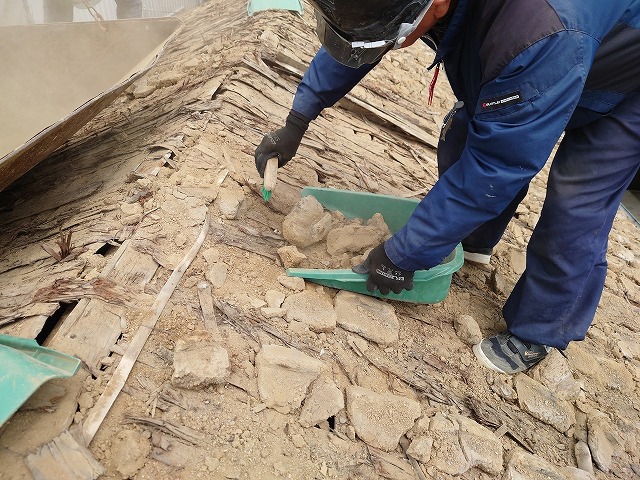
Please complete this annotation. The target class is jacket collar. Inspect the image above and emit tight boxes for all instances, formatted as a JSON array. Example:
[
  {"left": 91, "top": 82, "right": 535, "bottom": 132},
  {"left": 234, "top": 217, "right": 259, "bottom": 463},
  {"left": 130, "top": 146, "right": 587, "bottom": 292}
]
[{"left": 425, "top": 0, "right": 468, "bottom": 69}]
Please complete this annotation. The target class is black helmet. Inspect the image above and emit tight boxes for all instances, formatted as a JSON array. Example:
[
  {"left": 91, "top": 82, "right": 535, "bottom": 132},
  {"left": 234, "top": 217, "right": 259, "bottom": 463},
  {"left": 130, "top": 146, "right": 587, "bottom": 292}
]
[{"left": 310, "top": 0, "right": 435, "bottom": 68}]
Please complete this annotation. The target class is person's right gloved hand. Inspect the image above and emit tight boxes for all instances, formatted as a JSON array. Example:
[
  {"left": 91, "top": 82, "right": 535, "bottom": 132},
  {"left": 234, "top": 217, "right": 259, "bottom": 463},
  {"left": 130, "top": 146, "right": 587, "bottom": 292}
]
[
  {"left": 255, "top": 110, "right": 310, "bottom": 177},
  {"left": 352, "top": 243, "right": 415, "bottom": 295}
]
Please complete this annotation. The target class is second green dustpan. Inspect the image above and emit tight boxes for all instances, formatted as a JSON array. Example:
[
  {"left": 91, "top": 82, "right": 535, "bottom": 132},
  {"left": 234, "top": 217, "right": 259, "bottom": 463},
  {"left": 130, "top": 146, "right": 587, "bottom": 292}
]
[
  {"left": 286, "top": 187, "right": 464, "bottom": 304},
  {"left": 247, "top": 0, "right": 303, "bottom": 16},
  {"left": 0, "top": 334, "right": 81, "bottom": 426}
]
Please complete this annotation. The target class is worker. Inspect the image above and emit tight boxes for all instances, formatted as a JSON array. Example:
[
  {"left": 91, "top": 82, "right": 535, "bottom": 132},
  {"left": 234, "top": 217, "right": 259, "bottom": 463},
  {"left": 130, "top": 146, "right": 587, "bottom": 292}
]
[
  {"left": 255, "top": 0, "right": 640, "bottom": 374},
  {"left": 44, "top": 0, "right": 142, "bottom": 22}
]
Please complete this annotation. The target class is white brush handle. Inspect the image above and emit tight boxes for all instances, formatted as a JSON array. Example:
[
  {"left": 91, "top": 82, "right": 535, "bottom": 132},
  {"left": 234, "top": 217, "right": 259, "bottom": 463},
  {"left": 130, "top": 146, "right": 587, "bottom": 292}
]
[{"left": 263, "top": 157, "right": 278, "bottom": 192}]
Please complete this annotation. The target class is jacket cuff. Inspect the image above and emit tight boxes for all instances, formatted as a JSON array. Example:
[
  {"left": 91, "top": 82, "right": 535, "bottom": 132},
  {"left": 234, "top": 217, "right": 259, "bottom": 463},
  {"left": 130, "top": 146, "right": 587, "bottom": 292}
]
[{"left": 288, "top": 109, "right": 312, "bottom": 126}]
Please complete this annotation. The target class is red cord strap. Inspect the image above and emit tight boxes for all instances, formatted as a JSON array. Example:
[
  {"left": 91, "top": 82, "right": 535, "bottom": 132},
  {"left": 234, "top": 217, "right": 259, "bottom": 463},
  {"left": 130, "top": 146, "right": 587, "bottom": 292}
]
[{"left": 428, "top": 63, "right": 441, "bottom": 106}]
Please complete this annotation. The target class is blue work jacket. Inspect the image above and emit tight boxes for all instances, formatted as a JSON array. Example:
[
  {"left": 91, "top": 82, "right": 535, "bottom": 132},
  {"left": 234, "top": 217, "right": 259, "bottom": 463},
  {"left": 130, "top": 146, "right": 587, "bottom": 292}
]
[{"left": 292, "top": 0, "right": 640, "bottom": 270}]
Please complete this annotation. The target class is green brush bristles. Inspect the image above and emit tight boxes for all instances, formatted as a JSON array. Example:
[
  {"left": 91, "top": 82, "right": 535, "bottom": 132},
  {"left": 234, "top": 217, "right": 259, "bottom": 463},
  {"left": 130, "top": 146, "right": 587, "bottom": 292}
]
[{"left": 262, "top": 185, "right": 272, "bottom": 202}]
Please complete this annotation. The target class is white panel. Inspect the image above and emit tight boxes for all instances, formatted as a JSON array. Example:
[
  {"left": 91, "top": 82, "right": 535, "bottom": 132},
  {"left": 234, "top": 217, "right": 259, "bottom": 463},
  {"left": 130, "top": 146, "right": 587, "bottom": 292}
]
[
  {"left": 22, "top": 0, "right": 203, "bottom": 23},
  {"left": 75, "top": 0, "right": 118, "bottom": 22}
]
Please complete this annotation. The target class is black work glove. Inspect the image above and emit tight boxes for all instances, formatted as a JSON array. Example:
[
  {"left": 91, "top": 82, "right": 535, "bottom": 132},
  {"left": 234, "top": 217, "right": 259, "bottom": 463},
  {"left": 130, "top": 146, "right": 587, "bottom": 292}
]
[
  {"left": 352, "top": 243, "right": 415, "bottom": 295},
  {"left": 255, "top": 110, "right": 310, "bottom": 177}
]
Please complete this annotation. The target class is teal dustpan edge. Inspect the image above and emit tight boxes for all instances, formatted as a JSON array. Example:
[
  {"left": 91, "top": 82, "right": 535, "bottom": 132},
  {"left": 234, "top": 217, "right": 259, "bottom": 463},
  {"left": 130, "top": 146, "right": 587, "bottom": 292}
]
[
  {"left": 0, "top": 335, "right": 81, "bottom": 426},
  {"left": 301, "top": 187, "right": 421, "bottom": 233},
  {"left": 247, "top": 0, "right": 303, "bottom": 16},
  {"left": 287, "top": 243, "right": 464, "bottom": 304},
  {"left": 291, "top": 187, "right": 464, "bottom": 303}
]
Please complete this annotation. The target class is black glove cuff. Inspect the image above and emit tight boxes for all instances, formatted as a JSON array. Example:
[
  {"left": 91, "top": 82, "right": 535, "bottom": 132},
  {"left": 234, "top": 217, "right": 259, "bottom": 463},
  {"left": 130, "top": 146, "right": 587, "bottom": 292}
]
[{"left": 286, "top": 110, "right": 311, "bottom": 135}]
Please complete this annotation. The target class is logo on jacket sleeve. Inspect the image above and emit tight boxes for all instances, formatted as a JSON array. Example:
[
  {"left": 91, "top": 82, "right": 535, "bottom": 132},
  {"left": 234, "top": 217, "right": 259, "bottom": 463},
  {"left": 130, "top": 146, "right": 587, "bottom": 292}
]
[{"left": 481, "top": 91, "right": 522, "bottom": 110}]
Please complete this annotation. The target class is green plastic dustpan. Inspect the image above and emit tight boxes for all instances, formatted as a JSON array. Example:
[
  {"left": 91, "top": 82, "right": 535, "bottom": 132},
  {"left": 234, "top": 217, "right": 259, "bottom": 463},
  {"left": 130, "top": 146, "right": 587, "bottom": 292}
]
[
  {"left": 247, "top": 0, "right": 303, "bottom": 16},
  {"left": 286, "top": 187, "right": 464, "bottom": 304},
  {"left": 0, "top": 334, "right": 81, "bottom": 426}
]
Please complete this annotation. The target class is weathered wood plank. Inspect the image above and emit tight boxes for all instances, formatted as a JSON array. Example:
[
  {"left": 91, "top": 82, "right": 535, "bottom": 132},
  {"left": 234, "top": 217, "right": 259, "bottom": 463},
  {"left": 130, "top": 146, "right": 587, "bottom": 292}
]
[
  {"left": 47, "top": 240, "right": 158, "bottom": 369},
  {"left": 46, "top": 301, "right": 124, "bottom": 371},
  {"left": 197, "top": 281, "right": 222, "bottom": 340},
  {"left": 82, "top": 214, "right": 210, "bottom": 445},
  {"left": 25, "top": 430, "right": 104, "bottom": 480},
  {"left": 0, "top": 314, "right": 49, "bottom": 339}
]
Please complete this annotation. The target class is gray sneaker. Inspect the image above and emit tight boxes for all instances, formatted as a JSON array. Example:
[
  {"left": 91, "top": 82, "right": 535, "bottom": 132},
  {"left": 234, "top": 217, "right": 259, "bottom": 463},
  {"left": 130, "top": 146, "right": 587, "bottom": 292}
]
[{"left": 473, "top": 331, "right": 551, "bottom": 374}]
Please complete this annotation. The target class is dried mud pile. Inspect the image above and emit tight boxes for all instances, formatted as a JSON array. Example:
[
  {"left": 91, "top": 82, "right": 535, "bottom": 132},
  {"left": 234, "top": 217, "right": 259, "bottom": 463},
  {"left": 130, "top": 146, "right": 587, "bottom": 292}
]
[
  {"left": 0, "top": 1, "right": 639, "bottom": 480},
  {"left": 279, "top": 195, "right": 392, "bottom": 270}
]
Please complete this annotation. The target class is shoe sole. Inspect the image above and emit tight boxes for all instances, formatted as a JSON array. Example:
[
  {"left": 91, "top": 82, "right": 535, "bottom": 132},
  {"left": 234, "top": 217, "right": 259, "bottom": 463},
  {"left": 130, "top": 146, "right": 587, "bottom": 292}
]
[
  {"left": 472, "top": 343, "right": 509, "bottom": 374},
  {"left": 464, "top": 252, "right": 492, "bottom": 265}
]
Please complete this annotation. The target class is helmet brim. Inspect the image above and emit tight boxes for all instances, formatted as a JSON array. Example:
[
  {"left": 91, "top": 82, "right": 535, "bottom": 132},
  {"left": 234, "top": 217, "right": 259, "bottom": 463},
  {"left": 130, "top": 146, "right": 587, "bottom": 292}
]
[
  {"left": 316, "top": 15, "right": 394, "bottom": 68},
  {"left": 314, "top": 0, "right": 435, "bottom": 68}
]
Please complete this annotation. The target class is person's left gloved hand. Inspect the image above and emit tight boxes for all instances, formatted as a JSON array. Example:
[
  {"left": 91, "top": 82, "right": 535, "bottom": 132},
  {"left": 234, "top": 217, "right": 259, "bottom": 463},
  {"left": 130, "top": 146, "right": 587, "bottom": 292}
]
[
  {"left": 352, "top": 243, "right": 415, "bottom": 295},
  {"left": 254, "top": 111, "right": 310, "bottom": 177}
]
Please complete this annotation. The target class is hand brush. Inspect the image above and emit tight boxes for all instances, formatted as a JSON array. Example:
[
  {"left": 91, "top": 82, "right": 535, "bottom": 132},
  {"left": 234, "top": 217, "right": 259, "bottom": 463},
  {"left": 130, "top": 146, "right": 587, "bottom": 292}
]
[{"left": 262, "top": 157, "right": 278, "bottom": 202}]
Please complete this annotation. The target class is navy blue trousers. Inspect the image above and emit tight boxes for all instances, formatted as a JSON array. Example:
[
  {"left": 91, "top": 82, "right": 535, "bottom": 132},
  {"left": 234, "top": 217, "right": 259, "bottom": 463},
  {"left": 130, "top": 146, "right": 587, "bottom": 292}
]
[{"left": 439, "top": 95, "right": 640, "bottom": 349}]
